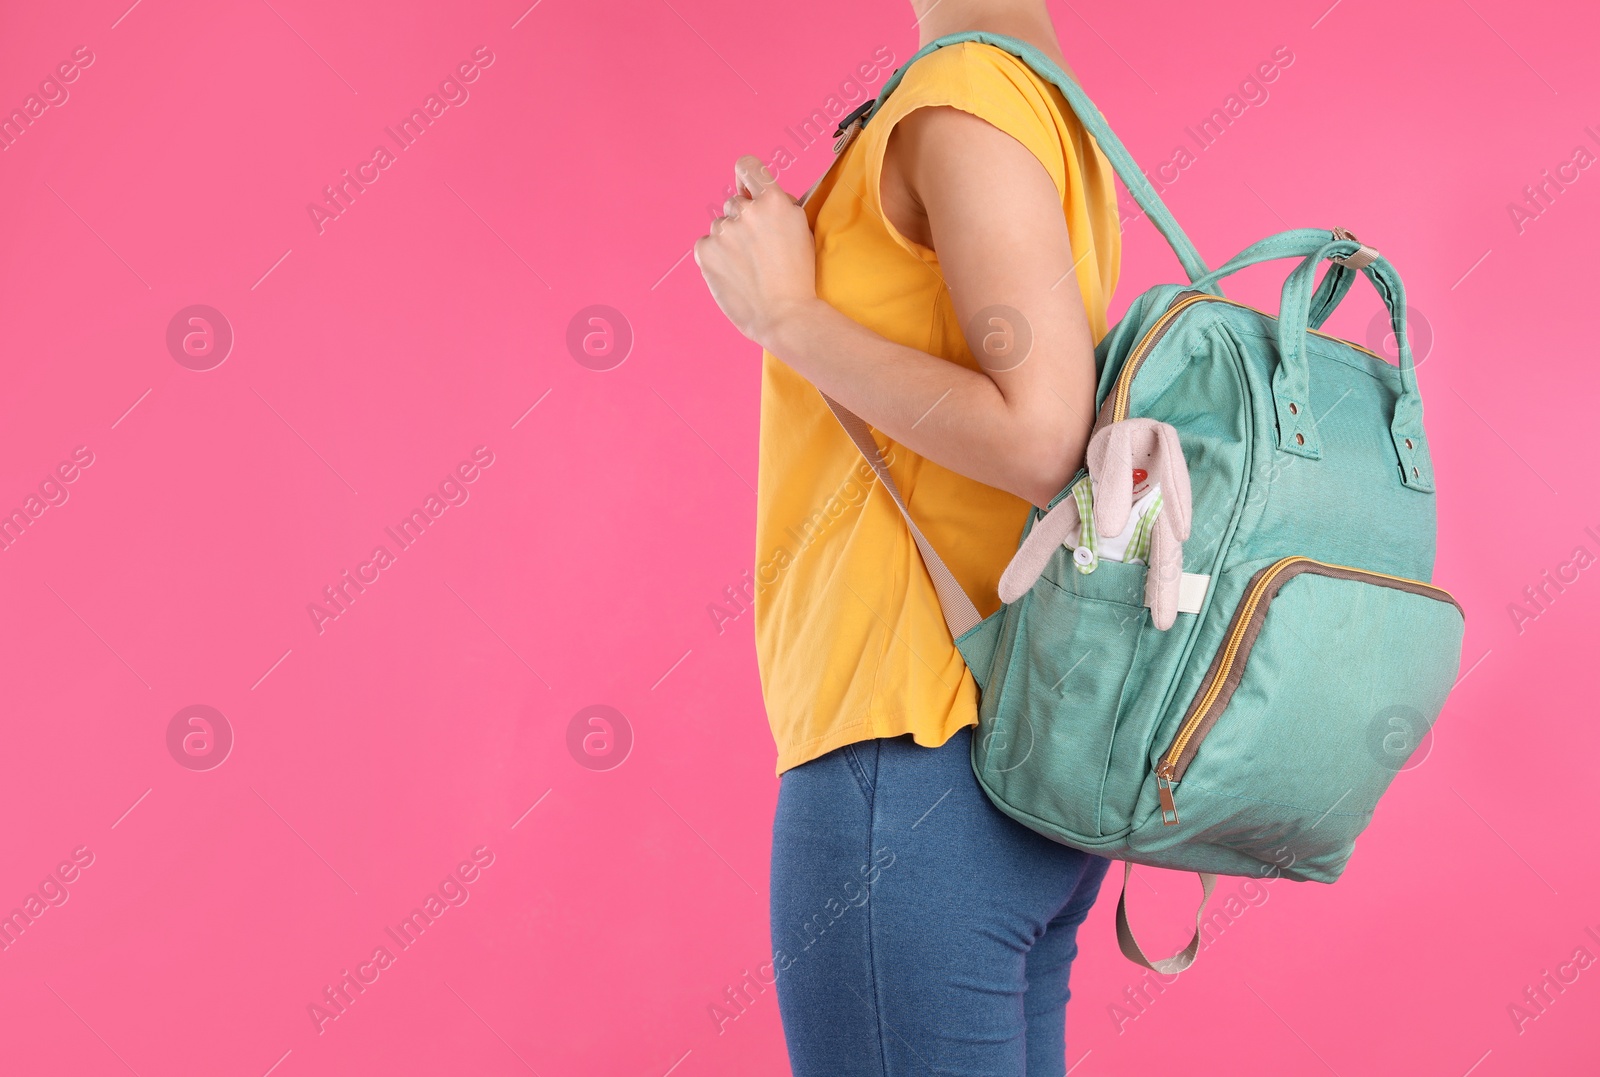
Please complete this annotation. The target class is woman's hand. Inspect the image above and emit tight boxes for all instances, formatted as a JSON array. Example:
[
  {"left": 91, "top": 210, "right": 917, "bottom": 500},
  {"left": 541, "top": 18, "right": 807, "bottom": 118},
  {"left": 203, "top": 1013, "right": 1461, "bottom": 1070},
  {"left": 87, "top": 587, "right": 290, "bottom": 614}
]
[
  {"left": 696, "top": 107, "right": 1098, "bottom": 508},
  {"left": 694, "top": 155, "right": 819, "bottom": 352}
]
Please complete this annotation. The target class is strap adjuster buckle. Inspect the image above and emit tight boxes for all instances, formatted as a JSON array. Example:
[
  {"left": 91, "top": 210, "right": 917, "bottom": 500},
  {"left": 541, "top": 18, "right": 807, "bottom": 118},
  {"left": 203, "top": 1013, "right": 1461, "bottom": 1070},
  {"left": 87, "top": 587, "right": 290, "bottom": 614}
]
[
  {"left": 1330, "top": 226, "right": 1380, "bottom": 269},
  {"left": 832, "top": 98, "right": 877, "bottom": 139}
]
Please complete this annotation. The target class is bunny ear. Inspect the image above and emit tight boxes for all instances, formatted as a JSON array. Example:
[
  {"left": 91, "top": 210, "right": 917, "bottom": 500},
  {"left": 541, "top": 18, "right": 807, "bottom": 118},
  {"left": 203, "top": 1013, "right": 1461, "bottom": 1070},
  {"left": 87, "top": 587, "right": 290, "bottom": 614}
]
[
  {"left": 1087, "top": 421, "right": 1136, "bottom": 536},
  {"left": 997, "top": 496, "right": 1081, "bottom": 603},
  {"left": 1150, "top": 422, "right": 1193, "bottom": 541}
]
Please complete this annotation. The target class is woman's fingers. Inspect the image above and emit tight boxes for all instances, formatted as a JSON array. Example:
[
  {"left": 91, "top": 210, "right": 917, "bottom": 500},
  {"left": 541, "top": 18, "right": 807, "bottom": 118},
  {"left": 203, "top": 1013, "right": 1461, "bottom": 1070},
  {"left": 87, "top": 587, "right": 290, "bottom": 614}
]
[
  {"left": 735, "top": 154, "right": 776, "bottom": 199},
  {"left": 696, "top": 153, "right": 818, "bottom": 348}
]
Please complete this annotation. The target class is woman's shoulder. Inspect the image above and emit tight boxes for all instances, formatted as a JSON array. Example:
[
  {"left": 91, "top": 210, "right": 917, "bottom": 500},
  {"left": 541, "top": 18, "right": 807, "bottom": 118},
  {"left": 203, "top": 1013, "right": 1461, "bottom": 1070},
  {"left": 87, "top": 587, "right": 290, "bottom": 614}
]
[
  {"left": 886, "top": 40, "right": 1067, "bottom": 115},
  {"left": 867, "top": 40, "right": 1082, "bottom": 194}
]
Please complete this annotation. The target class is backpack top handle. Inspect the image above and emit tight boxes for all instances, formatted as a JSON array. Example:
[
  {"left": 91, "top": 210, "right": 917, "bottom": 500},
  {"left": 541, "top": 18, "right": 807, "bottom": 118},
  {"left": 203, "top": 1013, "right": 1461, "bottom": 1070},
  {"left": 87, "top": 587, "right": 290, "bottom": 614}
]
[
  {"left": 1182, "top": 227, "right": 1433, "bottom": 492},
  {"left": 1278, "top": 238, "right": 1434, "bottom": 492}
]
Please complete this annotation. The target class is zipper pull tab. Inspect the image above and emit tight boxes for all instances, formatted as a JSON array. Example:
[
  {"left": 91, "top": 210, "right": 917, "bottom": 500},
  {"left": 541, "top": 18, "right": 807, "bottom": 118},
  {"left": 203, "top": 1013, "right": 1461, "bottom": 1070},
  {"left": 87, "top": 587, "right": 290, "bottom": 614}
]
[{"left": 1156, "top": 771, "right": 1179, "bottom": 826}]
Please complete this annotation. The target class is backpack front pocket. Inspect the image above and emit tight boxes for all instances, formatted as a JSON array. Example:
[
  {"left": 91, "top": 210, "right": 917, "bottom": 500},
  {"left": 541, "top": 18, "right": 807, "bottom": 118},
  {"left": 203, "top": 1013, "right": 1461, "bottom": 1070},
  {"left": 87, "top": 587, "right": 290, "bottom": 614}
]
[
  {"left": 974, "top": 556, "right": 1155, "bottom": 841},
  {"left": 1145, "top": 557, "right": 1464, "bottom": 881}
]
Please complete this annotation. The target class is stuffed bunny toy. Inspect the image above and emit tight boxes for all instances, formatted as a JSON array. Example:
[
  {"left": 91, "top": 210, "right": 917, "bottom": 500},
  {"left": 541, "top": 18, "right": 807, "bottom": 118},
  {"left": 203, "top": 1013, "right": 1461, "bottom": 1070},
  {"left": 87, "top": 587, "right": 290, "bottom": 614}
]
[{"left": 998, "top": 417, "right": 1193, "bottom": 629}]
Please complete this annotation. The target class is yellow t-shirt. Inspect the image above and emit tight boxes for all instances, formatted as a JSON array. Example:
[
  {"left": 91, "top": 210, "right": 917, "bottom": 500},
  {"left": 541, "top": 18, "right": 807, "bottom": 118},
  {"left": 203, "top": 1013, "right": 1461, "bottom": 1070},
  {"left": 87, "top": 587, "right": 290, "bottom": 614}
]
[{"left": 754, "top": 42, "right": 1122, "bottom": 774}]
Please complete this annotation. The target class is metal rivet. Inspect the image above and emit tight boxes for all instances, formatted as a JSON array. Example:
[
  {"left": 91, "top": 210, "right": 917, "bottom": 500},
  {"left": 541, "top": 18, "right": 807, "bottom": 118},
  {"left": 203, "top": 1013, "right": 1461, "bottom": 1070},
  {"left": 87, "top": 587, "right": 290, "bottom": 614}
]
[
  {"left": 1288, "top": 402, "right": 1299, "bottom": 415},
  {"left": 1404, "top": 438, "right": 1414, "bottom": 449},
  {"left": 1411, "top": 466, "right": 1420, "bottom": 477},
  {"left": 1295, "top": 433, "right": 1305, "bottom": 445}
]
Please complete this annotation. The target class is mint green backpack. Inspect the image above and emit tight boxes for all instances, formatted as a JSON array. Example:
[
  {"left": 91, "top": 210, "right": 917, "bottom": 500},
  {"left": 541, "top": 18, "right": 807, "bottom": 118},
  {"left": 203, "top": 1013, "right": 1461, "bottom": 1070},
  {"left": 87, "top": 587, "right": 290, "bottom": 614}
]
[{"left": 815, "top": 33, "right": 1466, "bottom": 971}]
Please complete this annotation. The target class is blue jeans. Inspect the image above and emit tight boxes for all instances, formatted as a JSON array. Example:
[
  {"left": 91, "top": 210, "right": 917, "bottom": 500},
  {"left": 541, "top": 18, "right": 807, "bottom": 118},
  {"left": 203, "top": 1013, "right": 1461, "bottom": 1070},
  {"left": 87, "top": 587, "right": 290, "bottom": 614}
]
[{"left": 770, "top": 727, "right": 1111, "bottom": 1076}]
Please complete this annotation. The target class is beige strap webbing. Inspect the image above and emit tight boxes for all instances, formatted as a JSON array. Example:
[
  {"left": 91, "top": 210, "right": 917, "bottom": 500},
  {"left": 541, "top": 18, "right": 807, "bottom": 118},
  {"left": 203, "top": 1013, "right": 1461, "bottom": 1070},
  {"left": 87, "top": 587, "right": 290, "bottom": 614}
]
[
  {"left": 820, "top": 393, "right": 983, "bottom": 640},
  {"left": 1114, "top": 862, "right": 1219, "bottom": 975}
]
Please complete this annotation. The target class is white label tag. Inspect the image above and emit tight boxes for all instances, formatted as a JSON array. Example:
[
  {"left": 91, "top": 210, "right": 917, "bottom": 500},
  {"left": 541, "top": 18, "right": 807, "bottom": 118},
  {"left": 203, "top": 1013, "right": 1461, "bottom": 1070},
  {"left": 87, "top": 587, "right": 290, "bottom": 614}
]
[{"left": 1176, "top": 573, "right": 1210, "bottom": 615}]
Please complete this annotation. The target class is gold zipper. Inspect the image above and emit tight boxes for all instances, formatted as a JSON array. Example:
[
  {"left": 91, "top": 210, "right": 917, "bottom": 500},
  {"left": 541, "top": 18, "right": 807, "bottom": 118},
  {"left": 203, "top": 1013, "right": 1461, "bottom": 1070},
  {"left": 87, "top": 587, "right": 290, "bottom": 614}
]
[
  {"left": 1107, "top": 294, "right": 1390, "bottom": 424},
  {"left": 1108, "top": 291, "right": 1210, "bottom": 422},
  {"left": 1153, "top": 556, "right": 1461, "bottom": 825}
]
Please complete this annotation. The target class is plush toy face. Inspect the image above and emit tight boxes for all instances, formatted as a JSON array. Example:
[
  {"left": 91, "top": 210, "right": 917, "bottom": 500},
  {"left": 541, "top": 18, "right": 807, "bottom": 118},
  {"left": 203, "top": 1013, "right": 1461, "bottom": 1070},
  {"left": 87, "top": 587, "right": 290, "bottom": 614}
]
[
  {"left": 1086, "top": 417, "right": 1193, "bottom": 542},
  {"left": 998, "top": 417, "right": 1193, "bottom": 618}
]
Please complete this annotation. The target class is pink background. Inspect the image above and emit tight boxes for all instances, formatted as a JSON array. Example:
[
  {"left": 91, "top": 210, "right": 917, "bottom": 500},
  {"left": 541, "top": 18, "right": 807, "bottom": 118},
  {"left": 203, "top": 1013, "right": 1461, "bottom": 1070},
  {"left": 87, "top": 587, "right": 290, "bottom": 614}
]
[{"left": 1, "top": 0, "right": 1596, "bottom": 1074}]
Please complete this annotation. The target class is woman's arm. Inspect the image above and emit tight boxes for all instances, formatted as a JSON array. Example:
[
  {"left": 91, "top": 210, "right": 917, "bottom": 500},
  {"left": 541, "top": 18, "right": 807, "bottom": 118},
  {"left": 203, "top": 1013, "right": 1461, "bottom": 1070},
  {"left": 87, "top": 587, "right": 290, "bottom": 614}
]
[{"left": 695, "top": 106, "right": 1098, "bottom": 508}]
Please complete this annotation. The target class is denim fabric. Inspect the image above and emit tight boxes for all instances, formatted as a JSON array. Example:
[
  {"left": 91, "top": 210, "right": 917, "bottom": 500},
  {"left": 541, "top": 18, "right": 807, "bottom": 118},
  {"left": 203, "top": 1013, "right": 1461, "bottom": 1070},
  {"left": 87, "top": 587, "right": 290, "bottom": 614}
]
[{"left": 770, "top": 728, "right": 1110, "bottom": 1076}]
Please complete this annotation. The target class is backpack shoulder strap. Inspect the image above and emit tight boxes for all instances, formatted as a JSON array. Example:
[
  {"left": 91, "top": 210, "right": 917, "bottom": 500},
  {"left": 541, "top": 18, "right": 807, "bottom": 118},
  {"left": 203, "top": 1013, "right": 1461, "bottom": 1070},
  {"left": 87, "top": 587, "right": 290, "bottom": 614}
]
[{"left": 820, "top": 392, "right": 983, "bottom": 640}]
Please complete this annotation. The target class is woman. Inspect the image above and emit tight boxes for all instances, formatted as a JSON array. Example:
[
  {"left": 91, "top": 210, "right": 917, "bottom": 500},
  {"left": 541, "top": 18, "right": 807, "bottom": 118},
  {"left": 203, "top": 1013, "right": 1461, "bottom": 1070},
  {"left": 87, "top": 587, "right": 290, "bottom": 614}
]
[{"left": 695, "top": 1, "right": 1122, "bottom": 1073}]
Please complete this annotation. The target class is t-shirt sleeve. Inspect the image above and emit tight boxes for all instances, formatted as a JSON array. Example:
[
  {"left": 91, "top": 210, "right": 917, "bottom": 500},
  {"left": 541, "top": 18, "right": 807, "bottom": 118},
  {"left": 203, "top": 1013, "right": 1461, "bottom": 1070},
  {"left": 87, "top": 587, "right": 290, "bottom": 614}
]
[{"left": 859, "top": 42, "right": 1074, "bottom": 258}]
